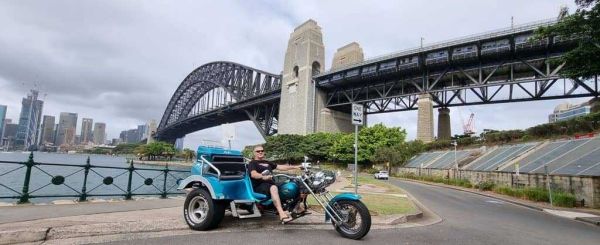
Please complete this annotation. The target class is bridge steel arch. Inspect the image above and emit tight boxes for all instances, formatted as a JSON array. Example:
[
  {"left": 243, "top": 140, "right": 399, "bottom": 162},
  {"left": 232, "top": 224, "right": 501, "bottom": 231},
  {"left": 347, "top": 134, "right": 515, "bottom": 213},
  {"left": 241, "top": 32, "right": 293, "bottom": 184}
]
[{"left": 156, "top": 61, "right": 281, "bottom": 142}]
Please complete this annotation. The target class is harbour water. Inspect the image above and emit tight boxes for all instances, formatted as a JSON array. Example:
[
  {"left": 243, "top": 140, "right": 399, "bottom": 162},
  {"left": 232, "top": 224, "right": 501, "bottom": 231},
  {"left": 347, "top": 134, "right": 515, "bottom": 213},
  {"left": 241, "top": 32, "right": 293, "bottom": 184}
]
[{"left": 0, "top": 152, "right": 190, "bottom": 203}]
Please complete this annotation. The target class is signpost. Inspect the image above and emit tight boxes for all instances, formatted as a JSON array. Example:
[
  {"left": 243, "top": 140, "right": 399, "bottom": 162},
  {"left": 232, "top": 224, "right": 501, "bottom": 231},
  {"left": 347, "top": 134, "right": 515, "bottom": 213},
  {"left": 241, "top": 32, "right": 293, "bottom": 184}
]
[{"left": 352, "top": 103, "right": 364, "bottom": 194}]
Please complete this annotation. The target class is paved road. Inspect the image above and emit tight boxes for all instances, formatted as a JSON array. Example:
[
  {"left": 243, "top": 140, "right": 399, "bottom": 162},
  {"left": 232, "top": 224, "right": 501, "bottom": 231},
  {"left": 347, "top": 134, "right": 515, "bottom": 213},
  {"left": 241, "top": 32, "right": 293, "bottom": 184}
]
[{"left": 104, "top": 179, "right": 600, "bottom": 245}]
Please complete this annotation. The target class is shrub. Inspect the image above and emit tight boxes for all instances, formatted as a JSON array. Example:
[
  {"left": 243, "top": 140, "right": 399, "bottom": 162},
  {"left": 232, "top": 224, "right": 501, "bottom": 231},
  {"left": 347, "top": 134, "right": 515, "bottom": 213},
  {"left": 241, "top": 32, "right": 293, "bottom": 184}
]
[
  {"left": 477, "top": 181, "right": 495, "bottom": 191},
  {"left": 493, "top": 186, "right": 524, "bottom": 198},
  {"left": 552, "top": 192, "right": 577, "bottom": 208},
  {"left": 366, "top": 168, "right": 380, "bottom": 174},
  {"left": 523, "top": 187, "right": 549, "bottom": 202}
]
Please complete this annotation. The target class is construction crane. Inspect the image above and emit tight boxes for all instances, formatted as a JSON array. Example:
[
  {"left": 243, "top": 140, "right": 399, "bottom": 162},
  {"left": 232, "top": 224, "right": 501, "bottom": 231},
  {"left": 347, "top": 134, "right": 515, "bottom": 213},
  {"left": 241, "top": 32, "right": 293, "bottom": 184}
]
[
  {"left": 464, "top": 112, "right": 475, "bottom": 135},
  {"left": 457, "top": 107, "right": 476, "bottom": 136}
]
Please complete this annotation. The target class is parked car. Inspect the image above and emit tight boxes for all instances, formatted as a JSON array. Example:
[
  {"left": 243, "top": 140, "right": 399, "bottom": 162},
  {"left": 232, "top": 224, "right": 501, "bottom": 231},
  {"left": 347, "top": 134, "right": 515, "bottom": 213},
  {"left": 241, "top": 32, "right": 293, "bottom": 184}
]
[{"left": 374, "top": 171, "right": 389, "bottom": 180}]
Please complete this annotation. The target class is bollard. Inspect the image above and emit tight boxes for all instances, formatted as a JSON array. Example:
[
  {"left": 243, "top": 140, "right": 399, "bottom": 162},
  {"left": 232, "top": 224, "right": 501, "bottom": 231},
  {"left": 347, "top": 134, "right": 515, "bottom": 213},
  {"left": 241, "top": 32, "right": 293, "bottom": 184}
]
[
  {"left": 79, "top": 156, "right": 91, "bottom": 202},
  {"left": 126, "top": 160, "right": 134, "bottom": 200},
  {"left": 18, "top": 152, "right": 35, "bottom": 204}
]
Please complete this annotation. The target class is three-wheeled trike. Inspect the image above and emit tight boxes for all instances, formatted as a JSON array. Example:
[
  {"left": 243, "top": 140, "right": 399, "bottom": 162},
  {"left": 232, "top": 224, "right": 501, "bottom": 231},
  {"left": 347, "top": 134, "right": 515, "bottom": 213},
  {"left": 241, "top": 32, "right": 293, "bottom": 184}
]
[{"left": 177, "top": 145, "right": 371, "bottom": 239}]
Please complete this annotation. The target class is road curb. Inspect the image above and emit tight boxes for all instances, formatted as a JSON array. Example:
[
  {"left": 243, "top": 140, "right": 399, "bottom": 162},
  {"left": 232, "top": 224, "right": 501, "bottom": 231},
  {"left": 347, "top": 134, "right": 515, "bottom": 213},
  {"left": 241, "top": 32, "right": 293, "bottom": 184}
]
[
  {"left": 0, "top": 228, "right": 48, "bottom": 245},
  {"left": 575, "top": 217, "right": 600, "bottom": 226},
  {"left": 395, "top": 178, "right": 544, "bottom": 211}
]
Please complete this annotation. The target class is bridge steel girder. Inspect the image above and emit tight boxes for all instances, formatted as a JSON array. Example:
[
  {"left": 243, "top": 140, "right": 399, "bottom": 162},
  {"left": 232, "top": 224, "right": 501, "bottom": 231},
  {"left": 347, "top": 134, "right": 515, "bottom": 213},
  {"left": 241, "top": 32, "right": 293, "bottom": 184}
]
[
  {"left": 320, "top": 57, "right": 599, "bottom": 114},
  {"left": 156, "top": 62, "right": 281, "bottom": 141},
  {"left": 314, "top": 18, "right": 593, "bottom": 113}
]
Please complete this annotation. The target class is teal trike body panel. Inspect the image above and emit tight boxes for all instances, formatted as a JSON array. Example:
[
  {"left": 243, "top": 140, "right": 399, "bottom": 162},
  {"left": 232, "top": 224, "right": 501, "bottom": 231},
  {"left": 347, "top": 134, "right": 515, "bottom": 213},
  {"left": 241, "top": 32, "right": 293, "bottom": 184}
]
[{"left": 178, "top": 145, "right": 266, "bottom": 202}]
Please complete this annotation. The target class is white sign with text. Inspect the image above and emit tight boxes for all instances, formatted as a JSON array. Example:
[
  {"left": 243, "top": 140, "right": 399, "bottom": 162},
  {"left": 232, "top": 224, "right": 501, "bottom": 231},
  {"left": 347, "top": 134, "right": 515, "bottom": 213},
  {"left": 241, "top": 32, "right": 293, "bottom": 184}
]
[{"left": 352, "top": 103, "right": 364, "bottom": 126}]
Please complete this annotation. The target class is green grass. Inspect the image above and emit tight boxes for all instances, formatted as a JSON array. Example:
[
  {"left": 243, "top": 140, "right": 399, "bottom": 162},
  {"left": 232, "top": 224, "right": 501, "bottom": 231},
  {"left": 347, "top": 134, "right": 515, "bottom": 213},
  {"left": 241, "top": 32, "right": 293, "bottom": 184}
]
[
  {"left": 346, "top": 175, "right": 406, "bottom": 193},
  {"left": 397, "top": 174, "right": 577, "bottom": 208},
  {"left": 306, "top": 192, "right": 416, "bottom": 215}
]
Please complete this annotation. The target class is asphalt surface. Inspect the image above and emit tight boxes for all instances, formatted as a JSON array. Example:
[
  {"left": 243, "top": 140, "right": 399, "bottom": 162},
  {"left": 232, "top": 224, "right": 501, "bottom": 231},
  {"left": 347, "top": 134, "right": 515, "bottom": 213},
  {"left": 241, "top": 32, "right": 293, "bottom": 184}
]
[
  {"left": 103, "top": 179, "right": 600, "bottom": 245},
  {"left": 0, "top": 198, "right": 183, "bottom": 224}
]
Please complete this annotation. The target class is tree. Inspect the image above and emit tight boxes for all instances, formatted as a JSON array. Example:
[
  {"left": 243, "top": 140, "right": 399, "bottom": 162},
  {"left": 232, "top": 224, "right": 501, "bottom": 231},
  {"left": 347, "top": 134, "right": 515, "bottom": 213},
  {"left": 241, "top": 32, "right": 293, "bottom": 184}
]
[
  {"left": 536, "top": 0, "right": 600, "bottom": 79},
  {"left": 328, "top": 133, "right": 354, "bottom": 162},
  {"left": 357, "top": 123, "right": 406, "bottom": 163},
  {"left": 181, "top": 148, "right": 196, "bottom": 162},
  {"left": 146, "top": 142, "right": 163, "bottom": 160},
  {"left": 264, "top": 134, "right": 306, "bottom": 163},
  {"left": 113, "top": 143, "right": 141, "bottom": 155},
  {"left": 242, "top": 145, "right": 255, "bottom": 160},
  {"left": 302, "top": 132, "right": 340, "bottom": 161},
  {"left": 328, "top": 124, "right": 407, "bottom": 164},
  {"left": 372, "top": 140, "right": 425, "bottom": 170},
  {"left": 134, "top": 144, "right": 149, "bottom": 160},
  {"left": 371, "top": 146, "right": 403, "bottom": 170}
]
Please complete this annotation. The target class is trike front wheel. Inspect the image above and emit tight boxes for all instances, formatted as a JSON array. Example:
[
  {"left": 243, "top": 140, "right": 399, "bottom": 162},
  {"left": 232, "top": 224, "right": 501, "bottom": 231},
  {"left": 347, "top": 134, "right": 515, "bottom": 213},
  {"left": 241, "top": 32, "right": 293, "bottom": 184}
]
[{"left": 333, "top": 200, "right": 371, "bottom": 240}]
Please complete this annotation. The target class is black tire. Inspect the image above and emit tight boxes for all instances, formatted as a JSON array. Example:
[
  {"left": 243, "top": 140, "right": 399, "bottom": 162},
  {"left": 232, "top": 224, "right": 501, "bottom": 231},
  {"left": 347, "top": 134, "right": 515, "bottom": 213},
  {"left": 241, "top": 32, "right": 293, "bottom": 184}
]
[
  {"left": 333, "top": 200, "right": 371, "bottom": 240},
  {"left": 183, "top": 188, "right": 225, "bottom": 230}
]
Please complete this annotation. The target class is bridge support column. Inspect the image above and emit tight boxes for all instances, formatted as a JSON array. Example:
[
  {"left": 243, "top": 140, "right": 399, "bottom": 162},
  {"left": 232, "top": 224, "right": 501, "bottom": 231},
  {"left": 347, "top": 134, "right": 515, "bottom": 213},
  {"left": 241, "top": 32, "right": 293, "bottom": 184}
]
[
  {"left": 417, "top": 94, "right": 434, "bottom": 143},
  {"left": 278, "top": 19, "right": 353, "bottom": 135},
  {"left": 437, "top": 107, "right": 451, "bottom": 140}
]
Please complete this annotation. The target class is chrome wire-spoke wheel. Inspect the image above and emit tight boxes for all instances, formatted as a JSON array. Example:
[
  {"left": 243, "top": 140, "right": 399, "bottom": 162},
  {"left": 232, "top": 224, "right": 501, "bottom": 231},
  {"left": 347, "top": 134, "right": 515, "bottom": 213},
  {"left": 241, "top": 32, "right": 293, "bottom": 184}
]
[
  {"left": 332, "top": 200, "right": 371, "bottom": 240},
  {"left": 338, "top": 203, "right": 362, "bottom": 234},
  {"left": 188, "top": 195, "right": 209, "bottom": 223}
]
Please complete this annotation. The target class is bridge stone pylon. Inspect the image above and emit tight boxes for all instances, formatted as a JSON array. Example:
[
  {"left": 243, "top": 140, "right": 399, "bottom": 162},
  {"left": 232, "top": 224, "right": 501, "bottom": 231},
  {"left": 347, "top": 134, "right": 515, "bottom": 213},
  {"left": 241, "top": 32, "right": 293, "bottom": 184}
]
[{"left": 278, "top": 20, "right": 354, "bottom": 135}]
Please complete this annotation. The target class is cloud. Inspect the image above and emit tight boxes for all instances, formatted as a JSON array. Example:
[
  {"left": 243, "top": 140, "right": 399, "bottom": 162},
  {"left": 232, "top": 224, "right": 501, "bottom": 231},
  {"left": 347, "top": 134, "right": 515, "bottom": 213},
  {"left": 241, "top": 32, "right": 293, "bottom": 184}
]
[{"left": 0, "top": 0, "right": 579, "bottom": 150}]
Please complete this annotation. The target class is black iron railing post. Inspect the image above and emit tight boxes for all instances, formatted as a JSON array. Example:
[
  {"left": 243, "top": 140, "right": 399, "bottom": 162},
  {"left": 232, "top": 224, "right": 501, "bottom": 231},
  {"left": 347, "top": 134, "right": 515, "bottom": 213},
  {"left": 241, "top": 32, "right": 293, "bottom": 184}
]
[
  {"left": 18, "top": 152, "right": 35, "bottom": 204},
  {"left": 161, "top": 163, "right": 168, "bottom": 198},
  {"left": 79, "top": 156, "right": 91, "bottom": 202},
  {"left": 126, "top": 160, "right": 134, "bottom": 200}
]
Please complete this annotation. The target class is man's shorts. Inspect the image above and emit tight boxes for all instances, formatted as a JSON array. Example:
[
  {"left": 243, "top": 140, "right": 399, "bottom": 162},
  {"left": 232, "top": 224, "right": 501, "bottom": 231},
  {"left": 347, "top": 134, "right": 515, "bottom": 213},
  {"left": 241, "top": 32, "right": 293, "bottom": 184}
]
[{"left": 254, "top": 182, "right": 275, "bottom": 197}]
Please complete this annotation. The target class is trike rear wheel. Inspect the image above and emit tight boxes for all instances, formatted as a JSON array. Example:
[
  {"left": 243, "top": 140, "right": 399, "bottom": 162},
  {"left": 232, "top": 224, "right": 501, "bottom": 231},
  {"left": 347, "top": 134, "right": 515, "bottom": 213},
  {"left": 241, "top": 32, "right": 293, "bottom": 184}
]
[{"left": 183, "top": 188, "right": 225, "bottom": 230}]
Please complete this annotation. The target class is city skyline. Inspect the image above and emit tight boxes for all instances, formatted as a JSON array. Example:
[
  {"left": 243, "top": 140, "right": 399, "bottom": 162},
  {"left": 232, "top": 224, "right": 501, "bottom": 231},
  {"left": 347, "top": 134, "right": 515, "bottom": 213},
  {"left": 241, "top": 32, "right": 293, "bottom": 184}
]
[
  {"left": 0, "top": 89, "right": 155, "bottom": 146},
  {"left": 0, "top": 91, "right": 133, "bottom": 149}
]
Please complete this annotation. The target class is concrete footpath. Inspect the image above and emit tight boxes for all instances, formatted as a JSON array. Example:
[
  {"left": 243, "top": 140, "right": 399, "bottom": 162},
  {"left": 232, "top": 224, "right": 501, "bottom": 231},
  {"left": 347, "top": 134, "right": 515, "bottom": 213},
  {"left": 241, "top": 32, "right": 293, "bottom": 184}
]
[
  {"left": 396, "top": 177, "right": 600, "bottom": 226},
  {"left": 0, "top": 196, "right": 421, "bottom": 245}
]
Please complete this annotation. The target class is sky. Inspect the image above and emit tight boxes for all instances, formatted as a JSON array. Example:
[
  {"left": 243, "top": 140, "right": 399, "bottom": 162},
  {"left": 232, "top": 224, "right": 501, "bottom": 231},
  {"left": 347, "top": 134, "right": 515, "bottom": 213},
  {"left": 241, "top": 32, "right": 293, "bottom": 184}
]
[{"left": 0, "top": 0, "right": 586, "bottom": 150}]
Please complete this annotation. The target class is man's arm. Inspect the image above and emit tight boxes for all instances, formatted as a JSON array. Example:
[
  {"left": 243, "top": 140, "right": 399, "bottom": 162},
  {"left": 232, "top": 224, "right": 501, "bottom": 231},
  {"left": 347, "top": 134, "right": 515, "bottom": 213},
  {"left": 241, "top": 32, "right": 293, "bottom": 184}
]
[
  {"left": 250, "top": 170, "right": 271, "bottom": 181},
  {"left": 274, "top": 164, "right": 301, "bottom": 171}
]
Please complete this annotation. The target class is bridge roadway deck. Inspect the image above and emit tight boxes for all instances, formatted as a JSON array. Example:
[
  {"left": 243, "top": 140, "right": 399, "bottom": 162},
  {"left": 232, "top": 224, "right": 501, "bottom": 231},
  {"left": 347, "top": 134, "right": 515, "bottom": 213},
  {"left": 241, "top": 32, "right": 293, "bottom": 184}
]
[{"left": 104, "top": 179, "right": 600, "bottom": 245}]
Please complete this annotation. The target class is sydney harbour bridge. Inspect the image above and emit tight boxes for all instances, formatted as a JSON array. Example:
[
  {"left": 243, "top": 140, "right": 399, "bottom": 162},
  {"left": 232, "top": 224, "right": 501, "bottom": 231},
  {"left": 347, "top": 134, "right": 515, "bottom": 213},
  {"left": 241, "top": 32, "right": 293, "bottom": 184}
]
[{"left": 155, "top": 17, "right": 598, "bottom": 143}]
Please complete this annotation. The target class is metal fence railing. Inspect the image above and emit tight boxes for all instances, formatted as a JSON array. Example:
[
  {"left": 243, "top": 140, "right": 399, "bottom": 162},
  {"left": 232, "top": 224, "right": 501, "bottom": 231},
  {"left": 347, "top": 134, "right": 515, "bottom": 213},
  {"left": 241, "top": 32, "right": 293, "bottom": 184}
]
[{"left": 0, "top": 153, "right": 189, "bottom": 203}]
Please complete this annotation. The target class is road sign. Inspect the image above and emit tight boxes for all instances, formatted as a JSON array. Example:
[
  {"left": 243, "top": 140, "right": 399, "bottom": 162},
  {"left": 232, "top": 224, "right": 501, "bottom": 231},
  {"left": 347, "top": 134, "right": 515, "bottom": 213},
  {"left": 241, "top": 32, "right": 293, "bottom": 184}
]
[{"left": 352, "top": 103, "right": 364, "bottom": 125}]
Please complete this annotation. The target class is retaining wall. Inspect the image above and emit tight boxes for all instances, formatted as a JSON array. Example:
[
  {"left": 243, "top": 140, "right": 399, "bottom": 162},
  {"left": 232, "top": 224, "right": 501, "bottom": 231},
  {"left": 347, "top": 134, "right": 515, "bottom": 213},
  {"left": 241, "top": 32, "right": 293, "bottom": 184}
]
[{"left": 393, "top": 167, "right": 600, "bottom": 208}]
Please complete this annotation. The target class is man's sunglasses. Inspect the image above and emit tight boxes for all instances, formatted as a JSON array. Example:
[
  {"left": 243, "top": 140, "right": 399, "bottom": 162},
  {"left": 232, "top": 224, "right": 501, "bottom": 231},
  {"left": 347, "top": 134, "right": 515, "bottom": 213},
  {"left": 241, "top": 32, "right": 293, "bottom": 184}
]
[{"left": 255, "top": 150, "right": 264, "bottom": 153}]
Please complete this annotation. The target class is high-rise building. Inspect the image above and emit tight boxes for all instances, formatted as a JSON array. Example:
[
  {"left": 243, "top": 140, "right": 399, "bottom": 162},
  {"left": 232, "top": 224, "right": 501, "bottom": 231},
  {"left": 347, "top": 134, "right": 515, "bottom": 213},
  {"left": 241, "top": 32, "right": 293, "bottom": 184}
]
[
  {"left": 56, "top": 112, "right": 78, "bottom": 146},
  {"left": 15, "top": 90, "right": 44, "bottom": 150},
  {"left": 175, "top": 137, "right": 184, "bottom": 151},
  {"left": 0, "top": 105, "right": 6, "bottom": 141},
  {"left": 126, "top": 129, "right": 139, "bottom": 143},
  {"left": 119, "top": 130, "right": 127, "bottom": 143},
  {"left": 549, "top": 100, "right": 593, "bottom": 123},
  {"left": 93, "top": 122, "right": 106, "bottom": 145},
  {"left": 40, "top": 115, "right": 55, "bottom": 145},
  {"left": 81, "top": 118, "right": 93, "bottom": 144},
  {"left": 137, "top": 124, "right": 148, "bottom": 142},
  {"left": 2, "top": 120, "right": 18, "bottom": 150}
]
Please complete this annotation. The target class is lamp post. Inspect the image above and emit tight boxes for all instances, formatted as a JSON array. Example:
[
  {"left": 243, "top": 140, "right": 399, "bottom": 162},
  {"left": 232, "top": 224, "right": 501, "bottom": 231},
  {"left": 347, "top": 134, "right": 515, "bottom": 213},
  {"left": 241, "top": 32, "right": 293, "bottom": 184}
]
[{"left": 451, "top": 140, "right": 458, "bottom": 179}]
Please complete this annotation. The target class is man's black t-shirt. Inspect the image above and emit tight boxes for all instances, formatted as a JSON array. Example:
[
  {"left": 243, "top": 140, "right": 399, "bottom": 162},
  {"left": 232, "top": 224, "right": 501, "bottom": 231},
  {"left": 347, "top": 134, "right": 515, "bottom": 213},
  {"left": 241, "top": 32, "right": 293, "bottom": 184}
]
[{"left": 248, "top": 159, "right": 277, "bottom": 188}]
